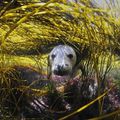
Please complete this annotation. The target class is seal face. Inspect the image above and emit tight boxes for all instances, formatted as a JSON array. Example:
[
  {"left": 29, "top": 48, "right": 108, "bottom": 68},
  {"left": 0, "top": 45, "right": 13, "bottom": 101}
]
[{"left": 49, "top": 45, "right": 77, "bottom": 85}]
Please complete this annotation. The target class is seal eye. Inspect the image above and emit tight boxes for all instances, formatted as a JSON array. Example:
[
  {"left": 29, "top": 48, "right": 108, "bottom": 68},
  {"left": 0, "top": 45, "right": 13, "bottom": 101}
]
[
  {"left": 67, "top": 54, "right": 73, "bottom": 59},
  {"left": 51, "top": 54, "right": 56, "bottom": 59}
]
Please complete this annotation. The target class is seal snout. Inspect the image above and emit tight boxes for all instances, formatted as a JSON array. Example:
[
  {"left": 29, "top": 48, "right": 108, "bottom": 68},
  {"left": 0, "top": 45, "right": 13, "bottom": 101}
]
[{"left": 54, "top": 64, "right": 69, "bottom": 76}]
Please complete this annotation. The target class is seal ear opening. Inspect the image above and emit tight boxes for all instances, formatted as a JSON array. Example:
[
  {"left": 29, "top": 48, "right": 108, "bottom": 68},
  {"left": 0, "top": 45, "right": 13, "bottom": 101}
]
[{"left": 47, "top": 55, "right": 51, "bottom": 79}]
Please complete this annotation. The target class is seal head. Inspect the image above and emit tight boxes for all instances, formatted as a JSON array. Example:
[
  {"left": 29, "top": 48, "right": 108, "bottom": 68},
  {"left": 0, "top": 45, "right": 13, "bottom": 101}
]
[{"left": 48, "top": 45, "right": 77, "bottom": 87}]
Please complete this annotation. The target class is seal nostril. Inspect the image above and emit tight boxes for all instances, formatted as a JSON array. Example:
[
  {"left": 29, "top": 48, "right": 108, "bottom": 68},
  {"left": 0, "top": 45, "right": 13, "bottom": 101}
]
[
  {"left": 65, "top": 64, "right": 69, "bottom": 67},
  {"left": 57, "top": 65, "right": 63, "bottom": 71}
]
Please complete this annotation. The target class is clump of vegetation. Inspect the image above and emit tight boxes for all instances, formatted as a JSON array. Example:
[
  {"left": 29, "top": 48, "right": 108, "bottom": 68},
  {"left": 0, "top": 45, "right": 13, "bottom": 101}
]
[{"left": 0, "top": 0, "right": 120, "bottom": 119}]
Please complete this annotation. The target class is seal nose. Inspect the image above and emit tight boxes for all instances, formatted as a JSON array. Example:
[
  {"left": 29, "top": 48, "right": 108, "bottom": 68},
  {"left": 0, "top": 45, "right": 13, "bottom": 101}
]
[
  {"left": 54, "top": 65, "right": 68, "bottom": 76},
  {"left": 57, "top": 65, "right": 63, "bottom": 71}
]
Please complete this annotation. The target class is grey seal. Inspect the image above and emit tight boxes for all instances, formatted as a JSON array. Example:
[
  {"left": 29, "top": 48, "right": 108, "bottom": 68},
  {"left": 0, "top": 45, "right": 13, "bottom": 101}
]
[{"left": 48, "top": 45, "right": 78, "bottom": 87}]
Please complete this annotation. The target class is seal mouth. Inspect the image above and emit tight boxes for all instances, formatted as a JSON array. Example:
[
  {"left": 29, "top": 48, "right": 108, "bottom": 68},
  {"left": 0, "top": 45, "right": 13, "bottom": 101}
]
[{"left": 53, "top": 70, "right": 70, "bottom": 76}]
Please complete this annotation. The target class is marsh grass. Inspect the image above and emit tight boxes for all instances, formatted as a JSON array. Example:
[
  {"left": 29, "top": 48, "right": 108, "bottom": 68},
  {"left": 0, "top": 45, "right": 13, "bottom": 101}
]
[{"left": 0, "top": 0, "right": 120, "bottom": 119}]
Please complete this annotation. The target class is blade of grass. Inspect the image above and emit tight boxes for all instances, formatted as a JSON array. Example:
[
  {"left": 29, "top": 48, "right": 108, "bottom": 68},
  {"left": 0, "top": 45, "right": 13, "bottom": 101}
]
[{"left": 0, "top": 0, "right": 14, "bottom": 17}]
